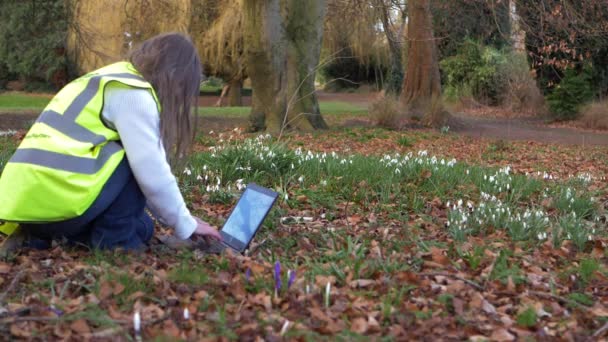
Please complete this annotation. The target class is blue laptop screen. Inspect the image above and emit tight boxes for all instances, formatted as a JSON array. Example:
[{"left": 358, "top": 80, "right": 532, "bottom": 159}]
[{"left": 221, "top": 187, "right": 276, "bottom": 243}]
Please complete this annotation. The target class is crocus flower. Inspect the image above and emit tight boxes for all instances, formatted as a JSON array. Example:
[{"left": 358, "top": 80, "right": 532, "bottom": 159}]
[
  {"left": 48, "top": 306, "right": 63, "bottom": 316},
  {"left": 245, "top": 267, "right": 251, "bottom": 282},
  {"left": 287, "top": 270, "right": 296, "bottom": 289},
  {"left": 274, "top": 261, "right": 282, "bottom": 291}
]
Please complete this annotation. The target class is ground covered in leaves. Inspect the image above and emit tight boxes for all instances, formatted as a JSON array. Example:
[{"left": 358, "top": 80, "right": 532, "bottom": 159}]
[{"left": 1, "top": 126, "right": 607, "bottom": 341}]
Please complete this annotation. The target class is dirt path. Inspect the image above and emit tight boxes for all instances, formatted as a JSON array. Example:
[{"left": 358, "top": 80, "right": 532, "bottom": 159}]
[
  {"left": 2, "top": 92, "right": 607, "bottom": 146},
  {"left": 449, "top": 113, "right": 608, "bottom": 146}
]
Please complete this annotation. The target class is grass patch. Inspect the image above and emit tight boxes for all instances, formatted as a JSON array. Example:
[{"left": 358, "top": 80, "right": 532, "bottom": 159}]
[
  {"left": 0, "top": 92, "right": 50, "bottom": 111},
  {"left": 196, "top": 101, "right": 367, "bottom": 118}
]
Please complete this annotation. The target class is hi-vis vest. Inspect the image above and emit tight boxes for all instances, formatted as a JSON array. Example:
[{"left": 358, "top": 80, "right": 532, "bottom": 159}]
[{"left": 0, "top": 62, "right": 160, "bottom": 223}]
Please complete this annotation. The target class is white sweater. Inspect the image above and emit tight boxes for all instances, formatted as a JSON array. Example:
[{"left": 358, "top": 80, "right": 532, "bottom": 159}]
[{"left": 101, "top": 84, "right": 197, "bottom": 239}]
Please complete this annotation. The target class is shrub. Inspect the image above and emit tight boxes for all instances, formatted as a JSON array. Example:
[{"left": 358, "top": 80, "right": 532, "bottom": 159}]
[
  {"left": 498, "top": 52, "right": 545, "bottom": 114},
  {"left": 579, "top": 100, "right": 608, "bottom": 130},
  {"left": 546, "top": 67, "right": 595, "bottom": 121},
  {"left": 369, "top": 95, "right": 401, "bottom": 129},
  {"left": 440, "top": 41, "right": 506, "bottom": 106},
  {"left": 0, "top": 1, "right": 69, "bottom": 90}
]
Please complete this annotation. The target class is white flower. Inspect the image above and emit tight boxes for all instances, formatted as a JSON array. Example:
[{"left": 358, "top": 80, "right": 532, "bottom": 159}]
[
  {"left": 298, "top": 175, "right": 305, "bottom": 183},
  {"left": 183, "top": 168, "right": 192, "bottom": 176}
]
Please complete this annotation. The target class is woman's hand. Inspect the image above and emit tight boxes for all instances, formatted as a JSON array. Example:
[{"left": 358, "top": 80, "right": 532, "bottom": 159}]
[{"left": 192, "top": 216, "right": 222, "bottom": 240}]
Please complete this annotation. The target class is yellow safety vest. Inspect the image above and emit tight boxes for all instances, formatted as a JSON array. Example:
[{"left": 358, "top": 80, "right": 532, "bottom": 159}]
[{"left": 0, "top": 62, "right": 160, "bottom": 223}]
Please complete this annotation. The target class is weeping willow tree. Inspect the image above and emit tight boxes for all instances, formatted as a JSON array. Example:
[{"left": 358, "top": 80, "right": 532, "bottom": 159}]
[
  {"left": 192, "top": 0, "right": 246, "bottom": 106},
  {"left": 243, "top": 0, "right": 328, "bottom": 133},
  {"left": 322, "top": 0, "right": 401, "bottom": 94},
  {"left": 67, "top": 0, "right": 190, "bottom": 74}
]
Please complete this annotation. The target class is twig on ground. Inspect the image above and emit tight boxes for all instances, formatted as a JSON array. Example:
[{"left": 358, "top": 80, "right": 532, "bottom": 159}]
[
  {"left": 0, "top": 271, "right": 24, "bottom": 304},
  {"left": 419, "top": 272, "right": 485, "bottom": 291},
  {"left": 591, "top": 320, "right": 608, "bottom": 340}
]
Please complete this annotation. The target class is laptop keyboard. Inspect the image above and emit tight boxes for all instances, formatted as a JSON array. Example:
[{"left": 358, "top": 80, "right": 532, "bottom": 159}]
[{"left": 197, "top": 239, "right": 227, "bottom": 254}]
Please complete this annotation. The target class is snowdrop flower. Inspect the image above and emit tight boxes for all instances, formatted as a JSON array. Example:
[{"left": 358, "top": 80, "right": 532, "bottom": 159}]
[
  {"left": 298, "top": 175, "right": 305, "bottom": 183},
  {"left": 183, "top": 168, "right": 192, "bottom": 176},
  {"left": 133, "top": 311, "right": 141, "bottom": 333}
]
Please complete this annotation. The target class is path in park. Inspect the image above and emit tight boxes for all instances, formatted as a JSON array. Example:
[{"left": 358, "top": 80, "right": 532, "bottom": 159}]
[{"left": 1, "top": 92, "right": 607, "bottom": 146}]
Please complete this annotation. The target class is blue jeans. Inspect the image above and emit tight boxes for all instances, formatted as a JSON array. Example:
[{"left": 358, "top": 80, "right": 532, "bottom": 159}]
[{"left": 23, "top": 158, "right": 154, "bottom": 250}]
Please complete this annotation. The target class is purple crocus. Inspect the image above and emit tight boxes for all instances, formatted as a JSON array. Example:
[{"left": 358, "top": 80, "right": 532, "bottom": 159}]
[
  {"left": 245, "top": 267, "right": 251, "bottom": 282},
  {"left": 287, "top": 270, "right": 296, "bottom": 289},
  {"left": 274, "top": 261, "right": 282, "bottom": 291},
  {"left": 48, "top": 306, "right": 64, "bottom": 316}
]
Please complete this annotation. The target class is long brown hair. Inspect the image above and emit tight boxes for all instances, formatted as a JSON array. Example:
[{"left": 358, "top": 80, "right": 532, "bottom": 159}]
[{"left": 129, "top": 32, "right": 202, "bottom": 167}]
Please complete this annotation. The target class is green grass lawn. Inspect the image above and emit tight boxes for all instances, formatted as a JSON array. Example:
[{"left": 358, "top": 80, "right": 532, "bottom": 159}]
[
  {"left": 0, "top": 92, "right": 51, "bottom": 111},
  {"left": 0, "top": 92, "right": 367, "bottom": 117},
  {"left": 199, "top": 101, "right": 367, "bottom": 117}
]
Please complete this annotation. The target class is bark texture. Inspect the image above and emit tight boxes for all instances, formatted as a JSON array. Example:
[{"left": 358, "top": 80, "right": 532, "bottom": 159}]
[
  {"left": 400, "top": 0, "right": 447, "bottom": 127},
  {"left": 244, "top": 0, "right": 327, "bottom": 133}
]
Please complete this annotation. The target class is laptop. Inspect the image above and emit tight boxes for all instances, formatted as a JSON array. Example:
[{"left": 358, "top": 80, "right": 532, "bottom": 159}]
[{"left": 160, "top": 183, "right": 278, "bottom": 254}]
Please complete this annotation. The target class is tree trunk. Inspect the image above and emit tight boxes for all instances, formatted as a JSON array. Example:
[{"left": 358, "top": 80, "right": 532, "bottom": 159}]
[
  {"left": 399, "top": 0, "right": 446, "bottom": 127},
  {"left": 283, "top": 0, "right": 328, "bottom": 130},
  {"left": 227, "top": 79, "right": 243, "bottom": 106},
  {"left": 214, "top": 84, "right": 230, "bottom": 107},
  {"left": 378, "top": 0, "right": 404, "bottom": 96},
  {"left": 243, "top": 0, "right": 287, "bottom": 132},
  {"left": 243, "top": 0, "right": 327, "bottom": 133},
  {"left": 509, "top": 0, "right": 526, "bottom": 53}
]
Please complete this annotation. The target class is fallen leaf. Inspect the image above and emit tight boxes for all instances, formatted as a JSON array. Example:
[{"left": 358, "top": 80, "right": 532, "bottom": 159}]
[
  {"left": 349, "top": 279, "right": 375, "bottom": 288},
  {"left": 70, "top": 319, "right": 91, "bottom": 334},
  {"left": 315, "top": 275, "right": 337, "bottom": 287},
  {"left": 591, "top": 304, "right": 608, "bottom": 317},
  {"left": 10, "top": 323, "right": 31, "bottom": 338},
  {"left": 482, "top": 300, "right": 497, "bottom": 315},
  {"left": 350, "top": 317, "right": 368, "bottom": 334},
  {"left": 0, "top": 262, "right": 11, "bottom": 274},
  {"left": 113, "top": 283, "right": 125, "bottom": 295},
  {"left": 127, "top": 291, "right": 146, "bottom": 301},
  {"left": 430, "top": 247, "right": 450, "bottom": 266},
  {"left": 490, "top": 328, "right": 515, "bottom": 341},
  {"left": 99, "top": 281, "right": 113, "bottom": 300}
]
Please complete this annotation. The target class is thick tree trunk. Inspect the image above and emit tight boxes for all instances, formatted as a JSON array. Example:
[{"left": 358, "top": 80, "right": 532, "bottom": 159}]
[
  {"left": 400, "top": 0, "right": 446, "bottom": 127},
  {"left": 284, "top": 0, "right": 328, "bottom": 130},
  {"left": 243, "top": 0, "right": 287, "bottom": 132},
  {"left": 227, "top": 79, "right": 243, "bottom": 106},
  {"left": 243, "top": 0, "right": 327, "bottom": 133}
]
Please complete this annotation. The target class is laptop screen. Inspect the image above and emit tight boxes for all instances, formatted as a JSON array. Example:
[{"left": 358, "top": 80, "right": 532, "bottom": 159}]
[{"left": 221, "top": 185, "right": 277, "bottom": 244}]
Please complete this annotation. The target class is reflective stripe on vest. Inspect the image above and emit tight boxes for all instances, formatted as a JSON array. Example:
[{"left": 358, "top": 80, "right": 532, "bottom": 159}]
[
  {"left": 8, "top": 72, "right": 146, "bottom": 169},
  {"left": 10, "top": 142, "right": 122, "bottom": 175}
]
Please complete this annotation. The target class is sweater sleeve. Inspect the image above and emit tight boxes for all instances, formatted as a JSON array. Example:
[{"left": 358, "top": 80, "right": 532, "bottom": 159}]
[{"left": 101, "top": 85, "right": 197, "bottom": 239}]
